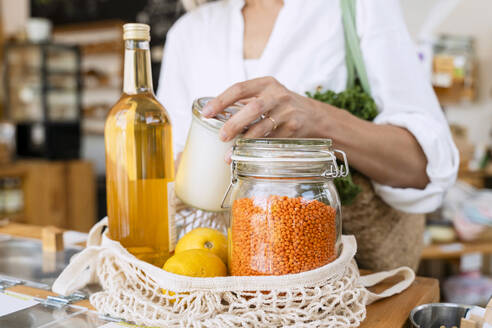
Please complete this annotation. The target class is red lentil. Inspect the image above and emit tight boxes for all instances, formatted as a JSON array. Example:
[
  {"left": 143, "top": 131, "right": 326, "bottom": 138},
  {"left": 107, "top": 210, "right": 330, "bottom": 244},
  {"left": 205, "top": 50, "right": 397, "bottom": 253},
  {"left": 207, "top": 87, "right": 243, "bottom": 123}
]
[{"left": 230, "top": 195, "right": 337, "bottom": 276}]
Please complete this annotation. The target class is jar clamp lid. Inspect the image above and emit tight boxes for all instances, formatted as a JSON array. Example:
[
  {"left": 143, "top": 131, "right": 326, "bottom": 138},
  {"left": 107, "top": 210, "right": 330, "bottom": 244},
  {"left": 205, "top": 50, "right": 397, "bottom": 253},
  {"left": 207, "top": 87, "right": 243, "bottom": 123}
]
[
  {"left": 221, "top": 138, "right": 350, "bottom": 208},
  {"left": 231, "top": 138, "right": 349, "bottom": 177}
]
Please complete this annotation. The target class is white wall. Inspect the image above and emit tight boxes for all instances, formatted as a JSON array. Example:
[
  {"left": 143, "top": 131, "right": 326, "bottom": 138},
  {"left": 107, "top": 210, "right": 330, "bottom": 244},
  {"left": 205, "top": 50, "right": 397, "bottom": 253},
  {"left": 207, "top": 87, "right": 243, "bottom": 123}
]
[
  {"left": 0, "top": 0, "right": 29, "bottom": 36},
  {"left": 401, "top": 0, "right": 492, "bottom": 146}
]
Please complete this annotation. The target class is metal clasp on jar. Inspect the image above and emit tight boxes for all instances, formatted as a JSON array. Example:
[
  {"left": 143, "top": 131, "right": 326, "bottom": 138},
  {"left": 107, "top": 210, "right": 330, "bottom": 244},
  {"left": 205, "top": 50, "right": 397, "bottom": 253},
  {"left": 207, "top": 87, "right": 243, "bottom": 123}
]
[
  {"left": 221, "top": 160, "right": 237, "bottom": 209},
  {"left": 322, "top": 149, "right": 350, "bottom": 179}
]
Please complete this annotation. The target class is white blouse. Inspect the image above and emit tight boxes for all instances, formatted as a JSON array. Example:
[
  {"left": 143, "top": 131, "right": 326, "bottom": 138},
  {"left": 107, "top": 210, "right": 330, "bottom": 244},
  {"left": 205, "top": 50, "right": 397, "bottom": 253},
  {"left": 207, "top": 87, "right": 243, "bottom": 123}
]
[
  {"left": 243, "top": 59, "right": 260, "bottom": 79},
  {"left": 156, "top": 0, "right": 459, "bottom": 214}
]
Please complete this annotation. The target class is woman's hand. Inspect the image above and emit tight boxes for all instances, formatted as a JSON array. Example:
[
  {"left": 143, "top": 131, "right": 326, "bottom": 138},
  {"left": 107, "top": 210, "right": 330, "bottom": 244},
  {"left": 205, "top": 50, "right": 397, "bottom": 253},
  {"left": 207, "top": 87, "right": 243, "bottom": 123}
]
[
  {"left": 202, "top": 76, "right": 430, "bottom": 190},
  {"left": 202, "top": 76, "right": 329, "bottom": 141}
]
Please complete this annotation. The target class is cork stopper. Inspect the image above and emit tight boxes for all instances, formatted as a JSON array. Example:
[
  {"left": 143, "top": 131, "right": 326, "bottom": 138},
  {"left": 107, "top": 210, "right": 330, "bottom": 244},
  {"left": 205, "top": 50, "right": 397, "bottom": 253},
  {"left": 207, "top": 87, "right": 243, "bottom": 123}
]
[{"left": 123, "top": 23, "right": 150, "bottom": 41}]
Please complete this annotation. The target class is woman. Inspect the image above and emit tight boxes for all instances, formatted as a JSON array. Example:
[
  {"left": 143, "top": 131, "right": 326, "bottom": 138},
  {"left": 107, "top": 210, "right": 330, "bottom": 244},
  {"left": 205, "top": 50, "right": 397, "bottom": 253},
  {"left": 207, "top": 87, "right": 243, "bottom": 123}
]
[{"left": 157, "top": 0, "right": 459, "bottom": 270}]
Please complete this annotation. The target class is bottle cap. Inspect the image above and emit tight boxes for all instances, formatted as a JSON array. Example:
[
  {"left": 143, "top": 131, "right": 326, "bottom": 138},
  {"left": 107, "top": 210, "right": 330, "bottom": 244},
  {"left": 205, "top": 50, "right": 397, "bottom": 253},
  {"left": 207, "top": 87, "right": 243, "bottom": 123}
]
[{"left": 123, "top": 23, "right": 150, "bottom": 41}]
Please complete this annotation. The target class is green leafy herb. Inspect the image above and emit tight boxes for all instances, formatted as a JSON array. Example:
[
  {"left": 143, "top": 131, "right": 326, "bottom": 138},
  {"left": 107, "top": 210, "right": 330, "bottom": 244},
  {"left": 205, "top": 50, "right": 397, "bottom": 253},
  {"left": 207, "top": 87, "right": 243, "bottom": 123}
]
[
  {"left": 334, "top": 175, "right": 362, "bottom": 206},
  {"left": 306, "top": 84, "right": 378, "bottom": 205},
  {"left": 306, "top": 85, "right": 378, "bottom": 121}
]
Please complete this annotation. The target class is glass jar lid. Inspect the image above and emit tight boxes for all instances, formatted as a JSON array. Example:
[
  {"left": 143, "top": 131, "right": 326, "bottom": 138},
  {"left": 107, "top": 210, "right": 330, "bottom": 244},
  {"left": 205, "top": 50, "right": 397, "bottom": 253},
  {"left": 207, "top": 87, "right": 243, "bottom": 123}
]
[
  {"left": 230, "top": 138, "right": 349, "bottom": 179},
  {"left": 192, "top": 97, "right": 261, "bottom": 131},
  {"left": 232, "top": 138, "right": 333, "bottom": 162},
  {"left": 192, "top": 97, "right": 242, "bottom": 131}
]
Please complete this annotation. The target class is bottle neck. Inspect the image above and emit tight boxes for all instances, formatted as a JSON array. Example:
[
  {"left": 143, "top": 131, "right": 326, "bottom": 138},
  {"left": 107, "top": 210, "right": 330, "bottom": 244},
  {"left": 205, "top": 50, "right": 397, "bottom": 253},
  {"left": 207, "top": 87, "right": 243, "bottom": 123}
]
[{"left": 123, "top": 40, "right": 153, "bottom": 95}]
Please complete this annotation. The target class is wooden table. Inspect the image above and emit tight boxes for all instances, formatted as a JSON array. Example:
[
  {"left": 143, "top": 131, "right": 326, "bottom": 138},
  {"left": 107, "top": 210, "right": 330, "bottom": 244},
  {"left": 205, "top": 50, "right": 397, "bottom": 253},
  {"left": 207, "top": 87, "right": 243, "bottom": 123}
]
[
  {"left": 0, "top": 223, "right": 439, "bottom": 327},
  {"left": 360, "top": 272, "right": 439, "bottom": 327}
]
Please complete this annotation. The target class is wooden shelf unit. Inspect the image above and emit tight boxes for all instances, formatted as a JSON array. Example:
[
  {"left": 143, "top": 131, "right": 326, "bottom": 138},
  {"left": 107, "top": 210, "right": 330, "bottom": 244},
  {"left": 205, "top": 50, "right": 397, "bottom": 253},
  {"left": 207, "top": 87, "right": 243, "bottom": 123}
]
[{"left": 0, "top": 160, "right": 96, "bottom": 231}]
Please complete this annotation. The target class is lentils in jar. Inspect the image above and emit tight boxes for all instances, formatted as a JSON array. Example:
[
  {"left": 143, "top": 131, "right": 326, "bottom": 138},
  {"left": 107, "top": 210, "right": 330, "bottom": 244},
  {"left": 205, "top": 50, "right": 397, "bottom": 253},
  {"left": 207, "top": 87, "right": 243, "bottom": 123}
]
[{"left": 230, "top": 195, "right": 337, "bottom": 276}]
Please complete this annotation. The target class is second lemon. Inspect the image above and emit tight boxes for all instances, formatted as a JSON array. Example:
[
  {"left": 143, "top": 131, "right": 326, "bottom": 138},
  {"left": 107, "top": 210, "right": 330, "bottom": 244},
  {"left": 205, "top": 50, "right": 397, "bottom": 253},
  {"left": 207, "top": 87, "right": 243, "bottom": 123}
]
[{"left": 175, "top": 227, "right": 228, "bottom": 264}]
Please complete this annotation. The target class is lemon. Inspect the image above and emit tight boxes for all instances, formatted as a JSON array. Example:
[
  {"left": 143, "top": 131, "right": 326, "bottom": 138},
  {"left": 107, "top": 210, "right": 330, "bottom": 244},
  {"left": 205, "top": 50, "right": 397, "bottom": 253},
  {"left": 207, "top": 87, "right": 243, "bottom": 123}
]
[
  {"left": 161, "top": 249, "right": 227, "bottom": 302},
  {"left": 175, "top": 228, "right": 228, "bottom": 265},
  {"left": 163, "top": 249, "right": 227, "bottom": 277}
]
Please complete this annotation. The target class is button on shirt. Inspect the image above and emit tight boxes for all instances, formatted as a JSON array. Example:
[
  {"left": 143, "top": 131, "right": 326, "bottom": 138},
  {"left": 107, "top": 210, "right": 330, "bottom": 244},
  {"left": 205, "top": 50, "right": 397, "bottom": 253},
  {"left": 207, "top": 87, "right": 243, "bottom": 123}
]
[{"left": 156, "top": 0, "right": 459, "bottom": 214}]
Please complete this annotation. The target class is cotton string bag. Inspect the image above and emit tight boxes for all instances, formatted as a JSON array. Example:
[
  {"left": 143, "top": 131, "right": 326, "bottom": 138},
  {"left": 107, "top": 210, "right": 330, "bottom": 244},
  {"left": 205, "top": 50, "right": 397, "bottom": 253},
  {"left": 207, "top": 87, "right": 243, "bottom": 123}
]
[{"left": 53, "top": 217, "right": 415, "bottom": 328}]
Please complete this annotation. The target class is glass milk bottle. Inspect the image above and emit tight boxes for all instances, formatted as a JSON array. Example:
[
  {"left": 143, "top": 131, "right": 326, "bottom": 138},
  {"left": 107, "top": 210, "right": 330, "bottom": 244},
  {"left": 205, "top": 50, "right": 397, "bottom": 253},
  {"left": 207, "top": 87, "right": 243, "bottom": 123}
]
[
  {"left": 105, "top": 24, "right": 175, "bottom": 267},
  {"left": 175, "top": 97, "right": 242, "bottom": 212}
]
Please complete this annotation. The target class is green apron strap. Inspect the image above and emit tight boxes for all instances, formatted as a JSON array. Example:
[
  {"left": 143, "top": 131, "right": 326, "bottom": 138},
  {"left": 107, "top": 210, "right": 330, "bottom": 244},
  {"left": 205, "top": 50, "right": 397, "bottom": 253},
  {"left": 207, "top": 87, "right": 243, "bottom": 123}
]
[{"left": 340, "top": 0, "right": 372, "bottom": 96}]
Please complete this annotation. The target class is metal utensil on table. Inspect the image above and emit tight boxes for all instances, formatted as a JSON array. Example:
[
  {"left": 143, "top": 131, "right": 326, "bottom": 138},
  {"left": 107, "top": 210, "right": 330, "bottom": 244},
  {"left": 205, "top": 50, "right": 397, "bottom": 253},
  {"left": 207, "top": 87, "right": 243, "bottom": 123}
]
[
  {"left": 0, "top": 303, "right": 111, "bottom": 328},
  {"left": 0, "top": 236, "right": 79, "bottom": 287},
  {"left": 409, "top": 303, "right": 471, "bottom": 328},
  {"left": 0, "top": 292, "right": 124, "bottom": 328}
]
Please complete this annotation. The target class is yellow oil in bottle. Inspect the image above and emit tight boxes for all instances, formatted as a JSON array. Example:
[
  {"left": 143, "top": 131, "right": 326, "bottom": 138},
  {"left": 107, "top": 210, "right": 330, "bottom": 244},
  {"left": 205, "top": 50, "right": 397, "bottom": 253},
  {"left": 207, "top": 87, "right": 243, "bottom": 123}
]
[{"left": 105, "top": 24, "right": 175, "bottom": 267}]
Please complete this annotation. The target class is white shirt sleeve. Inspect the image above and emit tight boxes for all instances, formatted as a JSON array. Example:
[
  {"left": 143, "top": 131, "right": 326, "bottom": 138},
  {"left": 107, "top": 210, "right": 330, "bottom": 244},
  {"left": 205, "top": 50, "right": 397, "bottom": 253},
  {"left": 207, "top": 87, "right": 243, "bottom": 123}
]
[
  {"left": 156, "top": 22, "right": 192, "bottom": 157},
  {"left": 356, "top": 0, "right": 459, "bottom": 213}
]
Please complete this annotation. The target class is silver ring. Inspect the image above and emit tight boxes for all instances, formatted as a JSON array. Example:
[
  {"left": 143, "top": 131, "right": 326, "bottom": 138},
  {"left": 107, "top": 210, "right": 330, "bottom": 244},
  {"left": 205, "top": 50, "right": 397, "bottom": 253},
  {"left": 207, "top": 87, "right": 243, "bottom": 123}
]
[{"left": 266, "top": 116, "right": 278, "bottom": 130}]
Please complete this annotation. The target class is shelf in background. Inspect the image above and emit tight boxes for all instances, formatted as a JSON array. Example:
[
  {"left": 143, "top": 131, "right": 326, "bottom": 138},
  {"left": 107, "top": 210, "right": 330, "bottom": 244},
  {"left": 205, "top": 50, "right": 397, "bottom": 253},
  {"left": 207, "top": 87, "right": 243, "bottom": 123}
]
[
  {"left": 0, "top": 213, "right": 24, "bottom": 223},
  {"left": 0, "top": 160, "right": 96, "bottom": 231},
  {"left": 421, "top": 240, "right": 492, "bottom": 259}
]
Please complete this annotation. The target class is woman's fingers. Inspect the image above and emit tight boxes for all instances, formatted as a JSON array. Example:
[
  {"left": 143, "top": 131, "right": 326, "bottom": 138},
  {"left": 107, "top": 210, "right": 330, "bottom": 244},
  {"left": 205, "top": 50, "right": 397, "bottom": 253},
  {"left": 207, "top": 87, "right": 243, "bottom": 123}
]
[
  {"left": 224, "top": 111, "right": 280, "bottom": 163},
  {"left": 267, "top": 125, "right": 297, "bottom": 138},
  {"left": 243, "top": 115, "right": 277, "bottom": 138},
  {"left": 266, "top": 117, "right": 298, "bottom": 138},
  {"left": 219, "top": 97, "right": 276, "bottom": 141},
  {"left": 202, "top": 77, "right": 274, "bottom": 118},
  {"left": 242, "top": 105, "right": 283, "bottom": 137},
  {"left": 237, "top": 97, "right": 257, "bottom": 105}
]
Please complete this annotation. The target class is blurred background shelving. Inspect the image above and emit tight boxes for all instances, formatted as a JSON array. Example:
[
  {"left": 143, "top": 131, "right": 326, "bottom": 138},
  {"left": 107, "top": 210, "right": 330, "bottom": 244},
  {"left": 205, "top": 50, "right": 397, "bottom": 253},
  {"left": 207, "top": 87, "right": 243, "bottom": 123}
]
[{"left": 3, "top": 42, "right": 81, "bottom": 159}]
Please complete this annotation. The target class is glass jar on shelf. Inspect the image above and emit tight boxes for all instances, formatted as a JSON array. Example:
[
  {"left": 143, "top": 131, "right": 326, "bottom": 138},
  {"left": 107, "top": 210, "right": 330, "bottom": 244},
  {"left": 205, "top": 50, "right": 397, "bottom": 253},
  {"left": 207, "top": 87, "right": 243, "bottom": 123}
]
[
  {"left": 3, "top": 42, "right": 82, "bottom": 159},
  {"left": 0, "top": 122, "right": 15, "bottom": 165},
  {"left": 224, "top": 138, "right": 348, "bottom": 276},
  {"left": 432, "top": 34, "right": 476, "bottom": 103},
  {"left": 0, "top": 178, "right": 6, "bottom": 216},
  {"left": 4, "top": 176, "right": 24, "bottom": 215}
]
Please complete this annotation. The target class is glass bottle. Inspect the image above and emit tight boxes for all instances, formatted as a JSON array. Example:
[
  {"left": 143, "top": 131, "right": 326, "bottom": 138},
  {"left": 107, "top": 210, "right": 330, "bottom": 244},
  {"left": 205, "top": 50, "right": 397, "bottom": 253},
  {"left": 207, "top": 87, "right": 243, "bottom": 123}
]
[{"left": 105, "top": 24, "right": 175, "bottom": 267}]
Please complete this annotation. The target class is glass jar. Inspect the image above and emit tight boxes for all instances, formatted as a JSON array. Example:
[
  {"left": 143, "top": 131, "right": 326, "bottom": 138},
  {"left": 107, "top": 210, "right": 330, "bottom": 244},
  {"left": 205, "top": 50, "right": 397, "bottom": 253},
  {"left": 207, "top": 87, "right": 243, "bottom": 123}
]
[
  {"left": 433, "top": 35, "right": 475, "bottom": 86},
  {"left": 224, "top": 138, "right": 348, "bottom": 276},
  {"left": 0, "top": 122, "right": 15, "bottom": 165},
  {"left": 176, "top": 97, "right": 251, "bottom": 212},
  {"left": 4, "top": 177, "right": 24, "bottom": 214},
  {"left": 0, "top": 178, "right": 6, "bottom": 216},
  {"left": 432, "top": 34, "right": 476, "bottom": 103}
]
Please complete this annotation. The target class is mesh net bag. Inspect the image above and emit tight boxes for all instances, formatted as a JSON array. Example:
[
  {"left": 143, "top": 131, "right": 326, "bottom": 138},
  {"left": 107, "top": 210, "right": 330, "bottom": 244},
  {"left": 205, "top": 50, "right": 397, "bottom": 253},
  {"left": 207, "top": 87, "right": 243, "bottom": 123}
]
[
  {"left": 53, "top": 215, "right": 415, "bottom": 328},
  {"left": 174, "top": 201, "right": 229, "bottom": 238}
]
